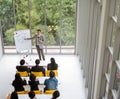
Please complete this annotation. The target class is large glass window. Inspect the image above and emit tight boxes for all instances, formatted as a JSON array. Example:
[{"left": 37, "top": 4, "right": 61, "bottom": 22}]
[
  {"left": 114, "top": 70, "right": 120, "bottom": 91},
  {"left": 114, "top": 48, "right": 120, "bottom": 91},
  {"left": 0, "top": 0, "right": 14, "bottom": 53},
  {"left": 115, "top": 0, "right": 120, "bottom": 17},
  {"left": 61, "top": 0, "right": 76, "bottom": 53},
  {"left": 45, "top": 0, "right": 61, "bottom": 54},
  {"left": 15, "top": 0, "right": 29, "bottom": 30},
  {"left": 111, "top": 23, "right": 117, "bottom": 47},
  {"left": 1, "top": 0, "right": 76, "bottom": 54},
  {"left": 111, "top": 0, "right": 120, "bottom": 92}
]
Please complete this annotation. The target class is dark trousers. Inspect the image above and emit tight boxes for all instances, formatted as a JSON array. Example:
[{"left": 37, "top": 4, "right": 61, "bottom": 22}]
[
  {"left": 44, "top": 87, "right": 48, "bottom": 93},
  {"left": 36, "top": 45, "right": 45, "bottom": 60}
]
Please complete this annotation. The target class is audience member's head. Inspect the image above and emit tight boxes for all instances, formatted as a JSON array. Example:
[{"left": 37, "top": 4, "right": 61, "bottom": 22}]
[
  {"left": 29, "top": 73, "right": 36, "bottom": 81},
  {"left": 10, "top": 91, "right": 18, "bottom": 99},
  {"left": 52, "top": 90, "right": 60, "bottom": 99},
  {"left": 28, "top": 91, "right": 35, "bottom": 99},
  {"left": 49, "top": 71, "right": 55, "bottom": 78},
  {"left": 20, "top": 59, "right": 25, "bottom": 65},
  {"left": 50, "top": 57, "right": 55, "bottom": 64},
  {"left": 35, "top": 59, "right": 40, "bottom": 65},
  {"left": 15, "top": 73, "right": 22, "bottom": 80}
]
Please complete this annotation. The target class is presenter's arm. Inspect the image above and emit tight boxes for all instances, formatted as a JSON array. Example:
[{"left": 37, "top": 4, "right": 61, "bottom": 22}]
[{"left": 24, "top": 35, "right": 35, "bottom": 40}]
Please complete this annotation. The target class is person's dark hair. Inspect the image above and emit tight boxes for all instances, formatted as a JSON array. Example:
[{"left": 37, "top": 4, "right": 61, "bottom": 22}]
[
  {"left": 15, "top": 73, "right": 22, "bottom": 81},
  {"left": 35, "top": 59, "right": 40, "bottom": 65},
  {"left": 37, "top": 29, "right": 41, "bottom": 32},
  {"left": 10, "top": 91, "right": 18, "bottom": 99},
  {"left": 20, "top": 59, "right": 25, "bottom": 65},
  {"left": 29, "top": 73, "right": 36, "bottom": 81},
  {"left": 49, "top": 71, "right": 55, "bottom": 78},
  {"left": 51, "top": 57, "right": 56, "bottom": 64},
  {"left": 53, "top": 90, "right": 60, "bottom": 98},
  {"left": 28, "top": 91, "right": 35, "bottom": 99}
]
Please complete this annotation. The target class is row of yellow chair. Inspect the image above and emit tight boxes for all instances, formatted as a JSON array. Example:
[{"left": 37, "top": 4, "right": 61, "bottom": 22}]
[
  {"left": 6, "top": 90, "right": 55, "bottom": 99},
  {"left": 17, "top": 90, "right": 56, "bottom": 94},
  {"left": 16, "top": 70, "right": 58, "bottom": 77}
]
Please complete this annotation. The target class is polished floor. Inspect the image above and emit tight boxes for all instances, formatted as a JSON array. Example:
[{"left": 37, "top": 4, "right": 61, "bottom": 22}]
[{"left": 0, "top": 55, "right": 86, "bottom": 99}]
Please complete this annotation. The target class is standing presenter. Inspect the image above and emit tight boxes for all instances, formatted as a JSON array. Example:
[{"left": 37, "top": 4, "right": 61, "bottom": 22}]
[{"left": 25, "top": 29, "right": 45, "bottom": 60}]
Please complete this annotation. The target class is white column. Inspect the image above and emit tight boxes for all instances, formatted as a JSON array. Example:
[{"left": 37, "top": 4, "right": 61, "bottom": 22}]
[
  {"left": 0, "top": 20, "right": 3, "bottom": 58},
  {"left": 93, "top": 0, "right": 110, "bottom": 99}
]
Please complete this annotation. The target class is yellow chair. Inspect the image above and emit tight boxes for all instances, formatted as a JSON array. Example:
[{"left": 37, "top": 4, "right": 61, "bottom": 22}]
[
  {"left": 22, "top": 90, "right": 42, "bottom": 94},
  {"left": 6, "top": 93, "right": 11, "bottom": 99},
  {"left": 31, "top": 71, "right": 44, "bottom": 77},
  {"left": 16, "top": 71, "right": 29, "bottom": 77},
  {"left": 33, "top": 90, "right": 42, "bottom": 94},
  {"left": 46, "top": 70, "right": 58, "bottom": 77},
  {"left": 16, "top": 91, "right": 26, "bottom": 94},
  {"left": 45, "top": 90, "right": 56, "bottom": 94}
]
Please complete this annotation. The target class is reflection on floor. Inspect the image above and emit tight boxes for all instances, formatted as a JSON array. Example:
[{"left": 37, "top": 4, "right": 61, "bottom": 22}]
[{"left": 0, "top": 55, "right": 86, "bottom": 99}]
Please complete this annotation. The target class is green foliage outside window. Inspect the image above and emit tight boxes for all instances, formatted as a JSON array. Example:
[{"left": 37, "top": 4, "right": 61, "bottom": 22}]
[{"left": 0, "top": 0, "right": 76, "bottom": 46}]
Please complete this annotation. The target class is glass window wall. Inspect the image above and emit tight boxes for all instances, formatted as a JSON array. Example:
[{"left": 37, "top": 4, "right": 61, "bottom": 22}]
[{"left": 1, "top": 0, "right": 76, "bottom": 54}]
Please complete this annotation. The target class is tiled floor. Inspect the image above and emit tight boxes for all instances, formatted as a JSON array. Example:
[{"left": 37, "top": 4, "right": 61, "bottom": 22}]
[{"left": 0, "top": 55, "right": 86, "bottom": 99}]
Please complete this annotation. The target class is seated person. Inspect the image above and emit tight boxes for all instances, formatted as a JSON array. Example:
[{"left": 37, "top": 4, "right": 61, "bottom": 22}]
[
  {"left": 47, "top": 57, "right": 58, "bottom": 70},
  {"left": 28, "top": 91, "right": 36, "bottom": 99},
  {"left": 7, "top": 91, "right": 18, "bottom": 99},
  {"left": 28, "top": 74, "right": 40, "bottom": 91},
  {"left": 16, "top": 59, "right": 30, "bottom": 73},
  {"left": 12, "top": 73, "right": 27, "bottom": 91},
  {"left": 44, "top": 71, "right": 58, "bottom": 92},
  {"left": 51, "top": 90, "right": 60, "bottom": 99},
  {"left": 30, "top": 59, "right": 45, "bottom": 76}
]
